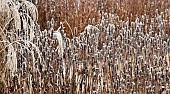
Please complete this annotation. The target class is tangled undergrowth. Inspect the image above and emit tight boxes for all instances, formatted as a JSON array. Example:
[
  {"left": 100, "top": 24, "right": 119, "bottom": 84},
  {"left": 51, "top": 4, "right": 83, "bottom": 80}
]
[{"left": 0, "top": 0, "right": 170, "bottom": 94}]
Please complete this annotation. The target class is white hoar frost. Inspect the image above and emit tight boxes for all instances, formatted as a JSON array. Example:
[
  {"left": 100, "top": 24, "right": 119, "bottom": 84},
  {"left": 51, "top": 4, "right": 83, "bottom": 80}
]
[{"left": 53, "top": 27, "right": 64, "bottom": 58}]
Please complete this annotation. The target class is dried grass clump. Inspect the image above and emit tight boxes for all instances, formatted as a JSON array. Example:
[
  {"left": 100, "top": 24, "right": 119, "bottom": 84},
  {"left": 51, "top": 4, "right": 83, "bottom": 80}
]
[
  {"left": 0, "top": 1, "right": 20, "bottom": 78},
  {"left": 0, "top": 2, "right": 21, "bottom": 32},
  {"left": 0, "top": 0, "right": 40, "bottom": 92}
]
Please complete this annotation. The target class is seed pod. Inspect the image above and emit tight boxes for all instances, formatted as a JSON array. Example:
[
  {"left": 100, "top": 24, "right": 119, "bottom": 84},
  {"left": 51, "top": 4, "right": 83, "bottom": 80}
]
[
  {"left": 88, "top": 18, "right": 91, "bottom": 25},
  {"left": 72, "top": 27, "right": 77, "bottom": 37},
  {"left": 22, "top": 62, "right": 26, "bottom": 72},
  {"left": 92, "top": 18, "right": 96, "bottom": 25}
]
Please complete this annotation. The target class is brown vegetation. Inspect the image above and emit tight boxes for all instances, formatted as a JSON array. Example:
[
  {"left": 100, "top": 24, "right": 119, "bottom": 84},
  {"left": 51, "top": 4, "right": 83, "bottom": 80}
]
[
  {"left": 0, "top": 0, "right": 170, "bottom": 94},
  {"left": 33, "top": 0, "right": 170, "bottom": 38}
]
